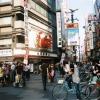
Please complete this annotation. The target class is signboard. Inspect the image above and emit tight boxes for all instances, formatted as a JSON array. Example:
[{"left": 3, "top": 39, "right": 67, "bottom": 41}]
[
  {"left": 56, "top": 0, "right": 62, "bottom": 11},
  {"left": 56, "top": 12, "right": 62, "bottom": 47},
  {"left": 24, "top": 0, "right": 28, "bottom": 64},
  {"left": 0, "top": 49, "right": 12, "bottom": 57},
  {"left": 28, "top": 30, "right": 52, "bottom": 49},
  {"left": 65, "top": 23, "right": 79, "bottom": 29},
  {"left": 67, "top": 29, "right": 79, "bottom": 45},
  {"left": 65, "top": 23, "right": 79, "bottom": 46}
]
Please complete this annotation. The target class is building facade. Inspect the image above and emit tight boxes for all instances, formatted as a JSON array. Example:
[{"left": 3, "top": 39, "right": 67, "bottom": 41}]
[
  {"left": 94, "top": 0, "right": 100, "bottom": 61},
  {"left": 0, "top": 0, "right": 58, "bottom": 64}
]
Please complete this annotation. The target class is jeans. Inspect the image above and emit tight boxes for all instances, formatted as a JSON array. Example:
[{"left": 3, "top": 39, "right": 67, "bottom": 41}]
[
  {"left": 66, "top": 75, "right": 72, "bottom": 89},
  {"left": 74, "top": 83, "right": 81, "bottom": 99},
  {"left": 42, "top": 75, "right": 47, "bottom": 90}
]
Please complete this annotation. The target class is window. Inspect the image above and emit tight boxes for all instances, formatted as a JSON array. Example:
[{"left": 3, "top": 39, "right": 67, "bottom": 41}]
[
  {"left": 48, "top": 13, "right": 52, "bottom": 20},
  {"left": 16, "top": 35, "right": 25, "bottom": 43},
  {"left": 47, "top": 0, "right": 52, "bottom": 5},
  {"left": 16, "top": 13, "right": 24, "bottom": 21}
]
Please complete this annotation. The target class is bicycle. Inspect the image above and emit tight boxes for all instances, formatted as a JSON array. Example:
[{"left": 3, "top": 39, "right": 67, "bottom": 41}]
[
  {"left": 52, "top": 77, "right": 88, "bottom": 100},
  {"left": 83, "top": 76, "right": 100, "bottom": 100}
]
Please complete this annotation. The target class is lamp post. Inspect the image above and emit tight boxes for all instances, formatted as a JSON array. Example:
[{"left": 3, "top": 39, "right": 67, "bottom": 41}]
[{"left": 65, "top": 9, "right": 79, "bottom": 62}]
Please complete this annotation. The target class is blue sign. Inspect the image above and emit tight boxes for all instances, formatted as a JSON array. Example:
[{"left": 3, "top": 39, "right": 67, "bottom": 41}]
[{"left": 67, "top": 29, "right": 79, "bottom": 39}]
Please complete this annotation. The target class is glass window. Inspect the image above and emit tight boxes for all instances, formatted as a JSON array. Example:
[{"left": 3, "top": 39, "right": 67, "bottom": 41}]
[
  {"left": 47, "top": 0, "right": 52, "bottom": 5},
  {"left": 16, "top": 35, "right": 25, "bottom": 43},
  {"left": 48, "top": 13, "right": 52, "bottom": 20},
  {"left": 16, "top": 13, "right": 24, "bottom": 21}
]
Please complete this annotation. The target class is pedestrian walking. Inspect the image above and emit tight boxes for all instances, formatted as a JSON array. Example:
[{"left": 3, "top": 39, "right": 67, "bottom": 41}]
[
  {"left": 72, "top": 62, "right": 81, "bottom": 100},
  {"left": 41, "top": 62, "right": 48, "bottom": 91},
  {"left": 47, "top": 64, "right": 55, "bottom": 83}
]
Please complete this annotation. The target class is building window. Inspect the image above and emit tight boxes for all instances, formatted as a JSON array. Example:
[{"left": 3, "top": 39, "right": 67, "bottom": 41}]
[
  {"left": 16, "top": 35, "right": 25, "bottom": 43},
  {"left": 47, "top": 0, "right": 52, "bottom": 5},
  {"left": 16, "top": 13, "right": 24, "bottom": 21},
  {"left": 48, "top": 13, "right": 52, "bottom": 20}
]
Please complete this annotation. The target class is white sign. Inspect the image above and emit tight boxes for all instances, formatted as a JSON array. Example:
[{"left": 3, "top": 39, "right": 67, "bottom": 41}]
[
  {"left": 0, "top": 49, "right": 12, "bottom": 57},
  {"left": 56, "top": 12, "right": 62, "bottom": 47}
]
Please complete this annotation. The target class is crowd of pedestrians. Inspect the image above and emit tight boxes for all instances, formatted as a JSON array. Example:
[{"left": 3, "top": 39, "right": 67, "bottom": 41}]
[
  {"left": 0, "top": 58, "right": 100, "bottom": 99},
  {"left": 0, "top": 62, "right": 30, "bottom": 87}
]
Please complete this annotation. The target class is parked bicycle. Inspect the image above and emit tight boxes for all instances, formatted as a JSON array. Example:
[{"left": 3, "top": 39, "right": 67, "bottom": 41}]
[
  {"left": 52, "top": 77, "right": 88, "bottom": 100},
  {"left": 82, "top": 76, "right": 100, "bottom": 100}
]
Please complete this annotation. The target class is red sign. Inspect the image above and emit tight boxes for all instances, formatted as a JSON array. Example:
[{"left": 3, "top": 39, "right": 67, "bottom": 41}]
[{"left": 65, "top": 23, "right": 79, "bottom": 29}]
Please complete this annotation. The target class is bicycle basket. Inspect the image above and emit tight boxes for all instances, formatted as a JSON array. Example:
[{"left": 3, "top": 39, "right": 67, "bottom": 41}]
[{"left": 57, "top": 78, "right": 64, "bottom": 84}]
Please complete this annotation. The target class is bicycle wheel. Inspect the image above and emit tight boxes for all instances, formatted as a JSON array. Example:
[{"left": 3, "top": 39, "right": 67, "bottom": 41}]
[
  {"left": 80, "top": 84, "right": 91, "bottom": 100},
  {"left": 52, "top": 84, "right": 68, "bottom": 100}
]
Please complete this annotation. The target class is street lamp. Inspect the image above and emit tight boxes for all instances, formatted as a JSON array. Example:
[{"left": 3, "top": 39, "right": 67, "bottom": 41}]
[{"left": 65, "top": 9, "right": 79, "bottom": 62}]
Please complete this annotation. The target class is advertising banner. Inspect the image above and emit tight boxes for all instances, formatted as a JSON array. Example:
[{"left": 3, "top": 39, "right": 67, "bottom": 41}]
[
  {"left": 28, "top": 30, "right": 52, "bottom": 50},
  {"left": 67, "top": 29, "right": 79, "bottom": 46},
  {"left": 65, "top": 23, "right": 79, "bottom": 46}
]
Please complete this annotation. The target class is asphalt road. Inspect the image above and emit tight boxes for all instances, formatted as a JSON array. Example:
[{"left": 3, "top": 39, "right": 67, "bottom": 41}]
[{"left": 0, "top": 74, "right": 77, "bottom": 100}]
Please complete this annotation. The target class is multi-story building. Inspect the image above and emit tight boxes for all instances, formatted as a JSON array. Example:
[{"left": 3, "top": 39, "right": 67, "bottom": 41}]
[
  {"left": 0, "top": 0, "right": 58, "bottom": 64},
  {"left": 94, "top": 0, "right": 100, "bottom": 60},
  {"left": 84, "top": 14, "right": 95, "bottom": 61}
]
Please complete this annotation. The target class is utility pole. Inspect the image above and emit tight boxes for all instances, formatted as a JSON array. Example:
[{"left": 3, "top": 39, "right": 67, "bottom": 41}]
[
  {"left": 69, "top": 9, "right": 78, "bottom": 23},
  {"left": 65, "top": 9, "right": 79, "bottom": 62}
]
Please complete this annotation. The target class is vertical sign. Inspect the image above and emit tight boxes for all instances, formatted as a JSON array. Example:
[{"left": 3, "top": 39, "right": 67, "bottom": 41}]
[
  {"left": 56, "top": 0, "right": 62, "bottom": 11},
  {"left": 56, "top": 12, "right": 62, "bottom": 47},
  {"left": 24, "top": 0, "right": 28, "bottom": 64}
]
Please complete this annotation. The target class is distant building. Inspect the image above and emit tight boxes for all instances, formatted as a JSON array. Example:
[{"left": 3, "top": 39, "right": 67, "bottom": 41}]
[
  {"left": 94, "top": 0, "right": 100, "bottom": 61},
  {"left": 0, "top": 0, "right": 58, "bottom": 63}
]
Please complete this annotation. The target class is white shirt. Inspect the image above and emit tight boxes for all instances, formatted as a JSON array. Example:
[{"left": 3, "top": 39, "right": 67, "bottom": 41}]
[
  {"left": 64, "top": 64, "right": 70, "bottom": 73},
  {"left": 72, "top": 64, "right": 80, "bottom": 83}
]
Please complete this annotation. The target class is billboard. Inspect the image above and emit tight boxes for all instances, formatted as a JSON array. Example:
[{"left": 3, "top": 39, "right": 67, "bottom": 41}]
[
  {"left": 28, "top": 29, "right": 52, "bottom": 50},
  {"left": 65, "top": 23, "right": 79, "bottom": 46}
]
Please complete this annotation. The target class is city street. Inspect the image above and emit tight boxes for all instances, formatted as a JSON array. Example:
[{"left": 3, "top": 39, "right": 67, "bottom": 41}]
[{"left": 0, "top": 74, "right": 77, "bottom": 100}]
